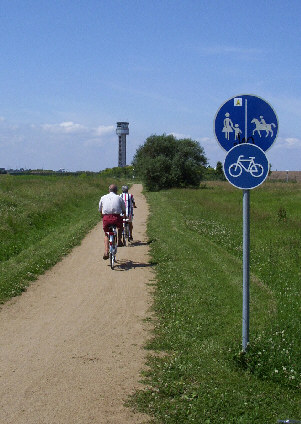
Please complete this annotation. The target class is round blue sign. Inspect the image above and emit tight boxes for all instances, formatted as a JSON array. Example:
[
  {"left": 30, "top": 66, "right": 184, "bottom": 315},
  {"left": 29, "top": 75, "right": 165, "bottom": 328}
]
[
  {"left": 223, "top": 144, "right": 269, "bottom": 190},
  {"left": 214, "top": 94, "right": 278, "bottom": 152}
]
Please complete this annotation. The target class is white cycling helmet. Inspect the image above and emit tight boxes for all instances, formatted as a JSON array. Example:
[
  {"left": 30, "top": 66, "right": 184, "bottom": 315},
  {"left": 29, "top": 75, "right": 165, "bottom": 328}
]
[{"left": 122, "top": 185, "right": 129, "bottom": 193}]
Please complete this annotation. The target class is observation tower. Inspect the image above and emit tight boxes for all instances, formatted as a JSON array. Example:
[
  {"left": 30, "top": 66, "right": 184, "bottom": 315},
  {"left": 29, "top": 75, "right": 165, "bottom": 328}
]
[{"left": 116, "top": 122, "right": 129, "bottom": 167}]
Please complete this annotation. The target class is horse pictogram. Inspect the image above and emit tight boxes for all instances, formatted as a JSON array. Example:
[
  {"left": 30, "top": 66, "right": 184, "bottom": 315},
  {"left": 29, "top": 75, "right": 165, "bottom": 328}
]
[{"left": 251, "top": 117, "right": 276, "bottom": 138}]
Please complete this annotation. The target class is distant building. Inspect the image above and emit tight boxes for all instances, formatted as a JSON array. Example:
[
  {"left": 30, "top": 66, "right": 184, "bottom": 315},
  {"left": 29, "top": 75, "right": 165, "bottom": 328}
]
[{"left": 116, "top": 122, "right": 129, "bottom": 167}]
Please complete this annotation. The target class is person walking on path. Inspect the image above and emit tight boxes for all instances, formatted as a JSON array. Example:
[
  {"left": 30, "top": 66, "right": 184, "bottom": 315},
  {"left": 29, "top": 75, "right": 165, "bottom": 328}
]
[{"left": 99, "top": 184, "right": 126, "bottom": 259}]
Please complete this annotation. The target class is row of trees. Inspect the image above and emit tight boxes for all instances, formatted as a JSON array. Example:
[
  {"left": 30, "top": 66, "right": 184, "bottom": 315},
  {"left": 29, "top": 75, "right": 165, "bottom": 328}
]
[
  {"left": 100, "top": 165, "right": 134, "bottom": 179},
  {"left": 132, "top": 134, "right": 224, "bottom": 191}
]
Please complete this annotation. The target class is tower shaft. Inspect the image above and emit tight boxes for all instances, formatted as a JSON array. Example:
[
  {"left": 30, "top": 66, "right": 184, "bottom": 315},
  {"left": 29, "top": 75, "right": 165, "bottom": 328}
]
[{"left": 118, "top": 134, "right": 127, "bottom": 167}]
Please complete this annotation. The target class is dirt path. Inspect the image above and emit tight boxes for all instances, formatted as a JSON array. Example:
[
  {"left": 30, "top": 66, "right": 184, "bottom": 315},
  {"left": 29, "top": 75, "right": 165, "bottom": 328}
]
[{"left": 0, "top": 184, "right": 152, "bottom": 424}]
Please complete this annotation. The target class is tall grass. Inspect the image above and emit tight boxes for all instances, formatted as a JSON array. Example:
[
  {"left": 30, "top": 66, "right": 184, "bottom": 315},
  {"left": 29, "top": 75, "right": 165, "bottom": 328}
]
[
  {"left": 0, "top": 174, "right": 109, "bottom": 302},
  {"left": 132, "top": 181, "right": 300, "bottom": 423}
]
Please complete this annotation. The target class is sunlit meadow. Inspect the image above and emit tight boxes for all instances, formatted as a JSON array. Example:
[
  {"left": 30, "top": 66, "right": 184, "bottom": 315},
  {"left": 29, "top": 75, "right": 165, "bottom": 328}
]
[
  {"left": 0, "top": 174, "right": 108, "bottom": 302},
  {"left": 132, "top": 181, "right": 301, "bottom": 423}
]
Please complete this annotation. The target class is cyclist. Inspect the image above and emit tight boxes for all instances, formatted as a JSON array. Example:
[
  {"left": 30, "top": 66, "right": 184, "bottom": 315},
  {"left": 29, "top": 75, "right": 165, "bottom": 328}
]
[
  {"left": 120, "top": 185, "right": 136, "bottom": 241},
  {"left": 99, "top": 184, "right": 126, "bottom": 260}
]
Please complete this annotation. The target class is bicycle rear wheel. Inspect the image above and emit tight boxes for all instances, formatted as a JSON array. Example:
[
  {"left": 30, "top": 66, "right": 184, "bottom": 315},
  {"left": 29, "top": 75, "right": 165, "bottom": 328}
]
[
  {"left": 229, "top": 163, "right": 242, "bottom": 177},
  {"left": 125, "top": 224, "right": 130, "bottom": 242},
  {"left": 122, "top": 230, "right": 126, "bottom": 246},
  {"left": 110, "top": 252, "right": 115, "bottom": 269}
]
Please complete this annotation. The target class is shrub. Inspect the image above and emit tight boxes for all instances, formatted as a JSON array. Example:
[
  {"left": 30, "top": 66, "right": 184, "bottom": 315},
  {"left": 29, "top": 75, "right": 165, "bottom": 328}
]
[{"left": 133, "top": 134, "right": 207, "bottom": 191}]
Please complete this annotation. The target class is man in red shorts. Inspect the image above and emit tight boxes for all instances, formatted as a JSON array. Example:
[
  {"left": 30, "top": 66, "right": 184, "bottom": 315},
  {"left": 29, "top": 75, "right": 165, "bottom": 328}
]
[{"left": 99, "top": 184, "right": 126, "bottom": 260}]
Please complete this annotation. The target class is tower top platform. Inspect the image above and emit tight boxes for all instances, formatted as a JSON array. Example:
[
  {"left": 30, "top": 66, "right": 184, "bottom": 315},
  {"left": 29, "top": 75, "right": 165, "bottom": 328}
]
[{"left": 116, "top": 122, "right": 129, "bottom": 135}]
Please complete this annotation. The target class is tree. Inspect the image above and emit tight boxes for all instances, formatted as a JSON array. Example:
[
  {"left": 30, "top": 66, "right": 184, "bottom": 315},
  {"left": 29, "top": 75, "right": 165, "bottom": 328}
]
[
  {"left": 100, "top": 165, "right": 134, "bottom": 179},
  {"left": 133, "top": 134, "right": 207, "bottom": 191},
  {"left": 215, "top": 161, "right": 226, "bottom": 180}
]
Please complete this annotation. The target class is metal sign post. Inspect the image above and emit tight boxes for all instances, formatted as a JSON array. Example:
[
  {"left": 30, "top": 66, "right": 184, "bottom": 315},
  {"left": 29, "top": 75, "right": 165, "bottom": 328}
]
[
  {"left": 214, "top": 94, "right": 278, "bottom": 352},
  {"left": 242, "top": 189, "right": 250, "bottom": 350}
]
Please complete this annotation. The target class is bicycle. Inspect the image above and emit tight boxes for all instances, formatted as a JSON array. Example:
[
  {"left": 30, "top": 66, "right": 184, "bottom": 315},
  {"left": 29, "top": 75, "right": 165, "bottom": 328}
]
[
  {"left": 122, "top": 218, "right": 131, "bottom": 246},
  {"left": 106, "top": 225, "right": 117, "bottom": 269},
  {"left": 229, "top": 155, "right": 264, "bottom": 178}
]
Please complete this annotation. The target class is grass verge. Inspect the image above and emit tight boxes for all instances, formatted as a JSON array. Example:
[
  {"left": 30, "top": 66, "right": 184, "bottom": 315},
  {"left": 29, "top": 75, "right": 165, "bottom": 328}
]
[
  {"left": 0, "top": 174, "right": 110, "bottom": 302},
  {"left": 131, "top": 181, "right": 301, "bottom": 423}
]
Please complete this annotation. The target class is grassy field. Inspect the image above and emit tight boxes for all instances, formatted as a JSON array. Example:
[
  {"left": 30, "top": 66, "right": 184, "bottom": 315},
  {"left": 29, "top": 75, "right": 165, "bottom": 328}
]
[
  {"left": 0, "top": 174, "right": 112, "bottom": 303},
  {"left": 132, "top": 181, "right": 301, "bottom": 423}
]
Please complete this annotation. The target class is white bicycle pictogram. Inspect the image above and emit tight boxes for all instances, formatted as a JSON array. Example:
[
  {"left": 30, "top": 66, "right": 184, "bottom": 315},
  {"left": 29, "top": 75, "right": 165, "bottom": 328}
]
[{"left": 228, "top": 155, "right": 264, "bottom": 178}]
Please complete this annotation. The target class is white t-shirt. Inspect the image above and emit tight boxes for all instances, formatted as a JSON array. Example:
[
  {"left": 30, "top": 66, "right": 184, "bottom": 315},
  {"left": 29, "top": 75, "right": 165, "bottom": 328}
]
[{"left": 99, "top": 192, "right": 126, "bottom": 215}]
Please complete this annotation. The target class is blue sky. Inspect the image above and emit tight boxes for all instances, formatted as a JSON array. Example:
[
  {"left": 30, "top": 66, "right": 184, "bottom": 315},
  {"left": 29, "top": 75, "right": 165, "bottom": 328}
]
[{"left": 1, "top": 0, "right": 301, "bottom": 171}]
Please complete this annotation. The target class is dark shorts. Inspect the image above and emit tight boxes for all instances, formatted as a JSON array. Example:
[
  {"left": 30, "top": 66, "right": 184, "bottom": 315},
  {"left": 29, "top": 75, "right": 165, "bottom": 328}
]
[{"left": 102, "top": 214, "right": 123, "bottom": 232}]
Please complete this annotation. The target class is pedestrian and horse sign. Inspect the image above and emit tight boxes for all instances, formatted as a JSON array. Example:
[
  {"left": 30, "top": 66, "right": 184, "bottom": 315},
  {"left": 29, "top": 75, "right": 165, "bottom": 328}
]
[{"left": 214, "top": 94, "right": 279, "bottom": 152}]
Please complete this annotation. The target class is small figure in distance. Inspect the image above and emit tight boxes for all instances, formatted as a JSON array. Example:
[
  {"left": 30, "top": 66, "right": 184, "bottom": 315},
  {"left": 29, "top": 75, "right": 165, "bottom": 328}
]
[
  {"left": 120, "top": 185, "right": 136, "bottom": 241},
  {"left": 99, "top": 184, "right": 126, "bottom": 260}
]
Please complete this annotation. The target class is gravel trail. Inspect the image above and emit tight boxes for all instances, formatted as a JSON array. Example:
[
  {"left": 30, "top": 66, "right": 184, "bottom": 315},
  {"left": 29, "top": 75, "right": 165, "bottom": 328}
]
[{"left": 0, "top": 184, "right": 151, "bottom": 424}]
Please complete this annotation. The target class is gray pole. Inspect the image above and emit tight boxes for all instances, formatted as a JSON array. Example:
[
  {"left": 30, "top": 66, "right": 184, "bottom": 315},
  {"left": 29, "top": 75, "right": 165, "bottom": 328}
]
[{"left": 242, "top": 189, "right": 250, "bottom": 351}]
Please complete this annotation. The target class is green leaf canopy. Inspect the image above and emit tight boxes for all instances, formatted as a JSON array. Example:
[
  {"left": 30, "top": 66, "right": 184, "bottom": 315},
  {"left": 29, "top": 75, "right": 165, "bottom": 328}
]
[{"left": 133, "top": 134, "right": 207, "bottom": 191}]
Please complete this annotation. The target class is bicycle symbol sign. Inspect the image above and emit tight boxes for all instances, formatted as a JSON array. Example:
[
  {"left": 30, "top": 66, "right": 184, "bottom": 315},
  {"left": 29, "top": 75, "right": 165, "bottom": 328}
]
[
  {"left": 214, "top": 94, "right": 279, "bottom": 152},
  {"left": 229, "top": 155, "right": 264, "bottom": 178},
  {"left": 224, "top": 144, "right": 269, "bottom": 189}
]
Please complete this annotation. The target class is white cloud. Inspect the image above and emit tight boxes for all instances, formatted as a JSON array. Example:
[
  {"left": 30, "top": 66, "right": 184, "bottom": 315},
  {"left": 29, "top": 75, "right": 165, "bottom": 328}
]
[
  {"left": 199, "top": 136, "right": 212, "bottom": 144},
  {"left": 41, "top": 122, "right": 116, "bottom": 139},
  {"left": 282, "top": 137, "right": 301, "bottom": 148},
  {"left": 59, "top": 121, "right": 86, "bottom": 133},
  {"left": 94, "top": 125, "right": 115, "bottom": 136},
  {"left": 42, "top": 121, "right": 87, "bottom": 134},
  {"left": 168, "top": 132, "right": 191, "bottom": 139},
  {"left": 82, "top": 125, "right": 116, "bottom": 147},
  {"left": 274, "top": 136, "right": 301, "bottom": 149}
]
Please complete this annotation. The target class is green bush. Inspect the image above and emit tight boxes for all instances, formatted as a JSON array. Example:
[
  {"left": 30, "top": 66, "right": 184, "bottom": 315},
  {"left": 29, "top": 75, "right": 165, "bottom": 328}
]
[{"left": 133, "top": 134, "right": 207, "bottom": 191}]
